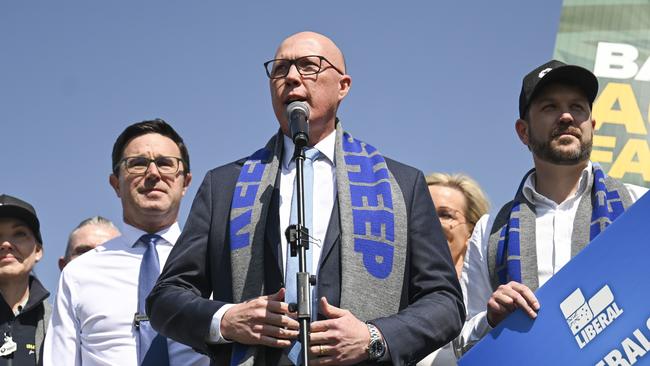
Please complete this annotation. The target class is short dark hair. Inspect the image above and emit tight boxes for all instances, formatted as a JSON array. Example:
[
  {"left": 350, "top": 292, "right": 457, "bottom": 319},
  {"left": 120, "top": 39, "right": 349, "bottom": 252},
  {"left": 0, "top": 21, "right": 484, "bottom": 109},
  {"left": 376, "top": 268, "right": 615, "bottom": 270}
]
[{"left": 111, "top": 119, "right": 190, "bottom": 176}]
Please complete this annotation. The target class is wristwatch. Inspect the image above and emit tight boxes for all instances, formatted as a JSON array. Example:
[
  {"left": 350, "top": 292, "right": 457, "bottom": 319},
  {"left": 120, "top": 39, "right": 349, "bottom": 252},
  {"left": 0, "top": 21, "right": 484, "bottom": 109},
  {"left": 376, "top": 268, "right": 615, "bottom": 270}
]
[{"left": 366, "top": 323, "right": 386, "bottom": 360}]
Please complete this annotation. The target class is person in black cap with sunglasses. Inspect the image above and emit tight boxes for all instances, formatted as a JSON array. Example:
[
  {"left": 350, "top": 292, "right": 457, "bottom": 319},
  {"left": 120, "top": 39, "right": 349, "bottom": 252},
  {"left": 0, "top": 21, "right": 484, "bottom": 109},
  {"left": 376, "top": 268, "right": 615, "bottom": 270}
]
[
  {"left": 0, "top": 194, "right": 50, "bottom": 366},
  {"left": 454, "top": 60, "right": 648, "bottom": 356}
]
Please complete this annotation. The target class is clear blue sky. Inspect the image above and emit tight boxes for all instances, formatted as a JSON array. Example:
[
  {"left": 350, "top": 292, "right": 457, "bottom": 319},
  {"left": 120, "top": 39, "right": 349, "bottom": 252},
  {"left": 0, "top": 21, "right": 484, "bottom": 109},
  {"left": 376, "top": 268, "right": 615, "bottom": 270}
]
[{"left": 1, "top": 1, "right": 562, "bottom": 294}]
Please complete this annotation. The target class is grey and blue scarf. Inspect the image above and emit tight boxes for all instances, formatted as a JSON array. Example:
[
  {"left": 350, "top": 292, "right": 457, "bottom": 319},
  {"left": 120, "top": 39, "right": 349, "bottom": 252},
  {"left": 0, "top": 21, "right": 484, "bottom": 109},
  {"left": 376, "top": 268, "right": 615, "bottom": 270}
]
[
  {"left": 488, "top": 163, "right": 632, "bottom": 291},
  {"left": 227, "top": 122, "right": 408, "bottom": 365}
]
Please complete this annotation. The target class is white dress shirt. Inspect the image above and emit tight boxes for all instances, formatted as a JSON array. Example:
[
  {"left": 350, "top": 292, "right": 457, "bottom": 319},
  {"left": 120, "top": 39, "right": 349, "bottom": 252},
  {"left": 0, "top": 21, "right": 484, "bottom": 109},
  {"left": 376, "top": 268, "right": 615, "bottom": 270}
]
[
  {"left": 208, "top": 131, "right": 337, "bottom": 343},
  {"left": 43, "top": 222, "right": 210, "bottom": 366},
  {"left": 455, "top": 162, "right": 648, "bottom": 355},
  {"left": 417, "top": 343, "right": 457, "bottom": 366}
]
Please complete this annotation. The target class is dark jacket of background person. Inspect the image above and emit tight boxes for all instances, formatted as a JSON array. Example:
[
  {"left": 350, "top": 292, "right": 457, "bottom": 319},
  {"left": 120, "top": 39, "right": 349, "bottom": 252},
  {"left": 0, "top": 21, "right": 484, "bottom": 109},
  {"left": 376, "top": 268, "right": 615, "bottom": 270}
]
[{"left": 0, "top": 276, "right": 50, "bottom": 366}]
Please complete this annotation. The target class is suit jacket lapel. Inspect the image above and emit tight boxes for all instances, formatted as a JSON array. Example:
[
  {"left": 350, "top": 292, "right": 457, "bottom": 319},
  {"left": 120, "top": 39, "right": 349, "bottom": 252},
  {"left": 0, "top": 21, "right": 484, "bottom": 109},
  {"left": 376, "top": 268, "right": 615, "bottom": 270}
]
[
  {"left": 265, "top": 169, "right": 283, "bottom": 277},
  {"left": 265, "top": 171, "right": 340, "bottom": 290},
  {"left": 318, "top": 196, "right": 340, "bottom": 269}
]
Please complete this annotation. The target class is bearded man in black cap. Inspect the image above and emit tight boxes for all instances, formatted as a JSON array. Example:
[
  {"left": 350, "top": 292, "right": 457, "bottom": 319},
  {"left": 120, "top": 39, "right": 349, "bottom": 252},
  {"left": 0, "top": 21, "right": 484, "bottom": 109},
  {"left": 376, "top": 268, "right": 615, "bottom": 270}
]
[
  {"left": 0, "top": 194, "right": 50, "bottom": 366},
  {"left": 455, "top": 60, "right": 648, "bottom": 355}
]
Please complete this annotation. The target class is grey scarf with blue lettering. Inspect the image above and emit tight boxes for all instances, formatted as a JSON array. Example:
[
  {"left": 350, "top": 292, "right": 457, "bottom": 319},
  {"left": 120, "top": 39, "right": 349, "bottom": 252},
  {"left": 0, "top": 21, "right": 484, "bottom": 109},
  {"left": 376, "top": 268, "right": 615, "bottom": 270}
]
[
  {"left": 487, "top": 163, "right": 632, "bottom": 292},
  {"left": 227, "top": 122, "right": 407, "bottom": 365}
]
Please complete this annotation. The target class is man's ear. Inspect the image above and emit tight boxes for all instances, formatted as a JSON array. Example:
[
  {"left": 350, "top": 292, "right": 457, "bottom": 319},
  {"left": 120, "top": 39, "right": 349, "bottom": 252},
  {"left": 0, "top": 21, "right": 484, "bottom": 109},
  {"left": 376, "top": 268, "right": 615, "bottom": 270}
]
[
  {"left": 515, "top": 118, "right": 530, "bottom": 146},
  {"left": 58, "top": 257, "right": 67, "bottom": 271},
  {"left": 338, "top": 75, "right": 352, "bottom": 101},
  {"left": 181, "top": 172, "right": 192, "bottom": 196},
  {"left": 109, "top": 174, "right": 121, "bottom": 198}
]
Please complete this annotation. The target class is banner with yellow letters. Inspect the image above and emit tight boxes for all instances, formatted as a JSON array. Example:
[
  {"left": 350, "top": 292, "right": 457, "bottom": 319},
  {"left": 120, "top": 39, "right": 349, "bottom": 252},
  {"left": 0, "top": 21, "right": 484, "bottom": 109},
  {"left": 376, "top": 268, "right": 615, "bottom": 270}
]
[{"left": 554, "top": 0, "right": 650, "bottom": 188}]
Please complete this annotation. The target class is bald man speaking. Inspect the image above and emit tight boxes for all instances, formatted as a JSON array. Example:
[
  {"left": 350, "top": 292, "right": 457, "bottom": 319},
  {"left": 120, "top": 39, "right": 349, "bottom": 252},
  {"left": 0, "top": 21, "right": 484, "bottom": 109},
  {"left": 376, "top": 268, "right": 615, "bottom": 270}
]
[{"left": 147, "top": 31, "right": 464, "bottom": 365}]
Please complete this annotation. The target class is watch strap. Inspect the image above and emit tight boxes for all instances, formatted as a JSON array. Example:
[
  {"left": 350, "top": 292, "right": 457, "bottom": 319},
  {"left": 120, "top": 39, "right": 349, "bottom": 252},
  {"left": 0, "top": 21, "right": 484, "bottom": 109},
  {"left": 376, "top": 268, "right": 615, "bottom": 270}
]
[{"left": 366, "top": 323, "right": 386, "bottom": 360}]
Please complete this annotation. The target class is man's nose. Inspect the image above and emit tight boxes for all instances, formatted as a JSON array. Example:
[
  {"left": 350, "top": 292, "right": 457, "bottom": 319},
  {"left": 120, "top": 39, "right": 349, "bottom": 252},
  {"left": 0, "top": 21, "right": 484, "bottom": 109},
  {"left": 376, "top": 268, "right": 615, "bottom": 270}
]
[
  {"left": 285, "top": 64, "right": 302, "bottom": 85},
  {"left": 144, "top": 161, "right": 162, "bottom": 179},
  {"left": 558, "top": 111, "right": 575, "bottom": 124}
]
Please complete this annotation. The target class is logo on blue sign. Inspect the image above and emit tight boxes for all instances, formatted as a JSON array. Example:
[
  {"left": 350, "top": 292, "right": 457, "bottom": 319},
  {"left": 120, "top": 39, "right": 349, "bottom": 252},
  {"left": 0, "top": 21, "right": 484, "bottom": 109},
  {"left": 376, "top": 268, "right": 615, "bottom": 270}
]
[{"left": 560, "top": 285, "right": 623, "bottom": 349}]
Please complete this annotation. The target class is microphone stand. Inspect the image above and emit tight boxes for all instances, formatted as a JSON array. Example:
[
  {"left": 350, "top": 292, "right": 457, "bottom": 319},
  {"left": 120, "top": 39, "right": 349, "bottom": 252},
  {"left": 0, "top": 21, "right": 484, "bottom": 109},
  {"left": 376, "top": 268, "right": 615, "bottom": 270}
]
[{"left": 285, "top": 134, "right": 315, "bottom": 366}]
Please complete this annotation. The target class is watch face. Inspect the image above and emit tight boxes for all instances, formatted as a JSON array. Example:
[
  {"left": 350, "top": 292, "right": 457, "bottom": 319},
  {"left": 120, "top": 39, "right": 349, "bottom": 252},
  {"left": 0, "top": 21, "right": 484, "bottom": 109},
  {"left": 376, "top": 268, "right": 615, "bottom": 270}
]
[{"left": 369, "top": 339, "right": 385, "bottom": 358}]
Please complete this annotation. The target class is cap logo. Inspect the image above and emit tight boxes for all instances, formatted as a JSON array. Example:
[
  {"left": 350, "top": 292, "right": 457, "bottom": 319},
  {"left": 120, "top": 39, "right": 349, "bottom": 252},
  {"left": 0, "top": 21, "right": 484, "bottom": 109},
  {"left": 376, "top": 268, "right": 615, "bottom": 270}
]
[{"left": 538, "top": 67, "right": 553, "bottom": 79}]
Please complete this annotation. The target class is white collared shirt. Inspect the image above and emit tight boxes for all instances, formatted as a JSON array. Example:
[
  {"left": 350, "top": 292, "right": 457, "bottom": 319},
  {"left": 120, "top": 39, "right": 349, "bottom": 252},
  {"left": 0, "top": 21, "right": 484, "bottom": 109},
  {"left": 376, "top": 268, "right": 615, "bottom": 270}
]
[
  {"left": 43, "top": 222, "right": 210, "bottom": 366},
  {"left": 208, "top": 131, "right": 337, "bottom": 343},
  {"left": 521, "top": 163, "right": 592, "bottom": 287},
  {"left": 278, "top": 132, "right": 336, "bottom": 275},
  {"left": 454, "top": 162, "right": 648, "bottom": 355}
]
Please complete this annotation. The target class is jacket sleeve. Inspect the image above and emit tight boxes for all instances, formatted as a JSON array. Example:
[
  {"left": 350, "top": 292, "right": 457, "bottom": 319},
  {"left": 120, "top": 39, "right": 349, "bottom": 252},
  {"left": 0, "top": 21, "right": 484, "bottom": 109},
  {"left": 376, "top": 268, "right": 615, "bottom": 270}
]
[
  {"left": 146, "top": 167, "right": 235, "bottom": 357},
  {"left": 372, "top": 169, "right": 465, "bottom": 365}
]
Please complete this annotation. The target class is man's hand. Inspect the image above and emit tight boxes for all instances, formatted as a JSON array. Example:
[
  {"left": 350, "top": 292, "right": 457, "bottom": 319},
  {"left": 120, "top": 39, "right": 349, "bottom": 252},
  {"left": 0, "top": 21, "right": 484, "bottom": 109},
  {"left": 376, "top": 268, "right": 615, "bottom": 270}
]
[
  {"left": 487, "top": 281, "right": 540, "bottom": 327},
  {"left": 221, "top": 288, "right": 299, "bottom": 347},
  {"left": 308, "top": 297, "right": 371, "bottom": 365}
]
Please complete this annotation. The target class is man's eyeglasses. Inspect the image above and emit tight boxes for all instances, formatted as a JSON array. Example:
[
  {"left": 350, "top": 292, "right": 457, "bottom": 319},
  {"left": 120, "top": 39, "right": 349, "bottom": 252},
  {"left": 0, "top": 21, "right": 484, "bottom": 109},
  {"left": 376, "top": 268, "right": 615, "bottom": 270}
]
[
  {"left": 264, "top": 55, "right": 344, "bottom": 79},
  {"left": 116, "top": 156, "right": 185, "bottom": 175}
]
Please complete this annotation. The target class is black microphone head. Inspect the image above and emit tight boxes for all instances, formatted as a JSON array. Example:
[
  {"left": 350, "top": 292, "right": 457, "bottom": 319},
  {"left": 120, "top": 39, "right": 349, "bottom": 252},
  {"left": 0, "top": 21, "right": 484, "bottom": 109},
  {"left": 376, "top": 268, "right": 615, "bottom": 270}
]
[
  {"left": 286, "top": 101, "right": 310, "bottom": 146},
  {"left": 286, "top": 101, "right": 310, "bottom": 120}
]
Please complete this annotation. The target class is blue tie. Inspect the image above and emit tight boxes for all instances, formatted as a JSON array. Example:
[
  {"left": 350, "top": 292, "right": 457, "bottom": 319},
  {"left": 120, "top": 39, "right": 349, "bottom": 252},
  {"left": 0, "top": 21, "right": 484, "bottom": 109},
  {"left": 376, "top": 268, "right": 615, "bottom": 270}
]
[
  {"left": 286, "top": 148, "right": 319, "bottom": 365},
  {"left": 137, "top": 234, "right": 170, "bottom": 366}
]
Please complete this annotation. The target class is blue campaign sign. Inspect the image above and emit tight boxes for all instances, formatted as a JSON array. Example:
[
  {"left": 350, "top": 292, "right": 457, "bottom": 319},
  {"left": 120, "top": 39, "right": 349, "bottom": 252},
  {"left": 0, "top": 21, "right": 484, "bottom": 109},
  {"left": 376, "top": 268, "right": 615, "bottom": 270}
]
[{"left": 459, "top": 192, "right": 650, "bottom": 366}]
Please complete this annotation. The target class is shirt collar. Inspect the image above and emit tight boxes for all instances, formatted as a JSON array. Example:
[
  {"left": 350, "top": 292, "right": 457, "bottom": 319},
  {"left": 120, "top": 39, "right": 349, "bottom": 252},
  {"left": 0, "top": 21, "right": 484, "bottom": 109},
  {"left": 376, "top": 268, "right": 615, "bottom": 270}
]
[
  {"left": 282, "top": 129, "right": 336, "bottom": 170},
  {"left": 522, "top": 161, "right": 592, "bottom": 205},
  {"left": 121, "top": 221, "right": 181, "bottom": 248}
]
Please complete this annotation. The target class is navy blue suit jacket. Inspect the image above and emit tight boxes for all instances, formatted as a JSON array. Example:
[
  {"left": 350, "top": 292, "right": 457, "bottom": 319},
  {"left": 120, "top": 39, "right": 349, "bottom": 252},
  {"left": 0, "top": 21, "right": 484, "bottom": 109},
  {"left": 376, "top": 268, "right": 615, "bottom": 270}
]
[{"left": 147, "top": 155, "right": 464, "bottom": 365}]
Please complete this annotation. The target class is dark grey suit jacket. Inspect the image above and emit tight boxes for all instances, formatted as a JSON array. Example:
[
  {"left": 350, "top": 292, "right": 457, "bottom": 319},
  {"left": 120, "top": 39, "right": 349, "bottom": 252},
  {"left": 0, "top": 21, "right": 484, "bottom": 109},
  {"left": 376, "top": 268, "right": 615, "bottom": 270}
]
[{"left": 147, "top": 155, "right": 465, "bottom": 365}]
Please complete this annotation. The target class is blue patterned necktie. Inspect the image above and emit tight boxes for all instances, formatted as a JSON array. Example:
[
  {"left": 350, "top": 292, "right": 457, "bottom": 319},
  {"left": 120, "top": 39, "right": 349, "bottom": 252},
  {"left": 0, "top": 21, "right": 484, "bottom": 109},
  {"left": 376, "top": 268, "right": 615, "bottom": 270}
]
[
  {"left": 286, "top": 147, "right": 320, "bottom": 365},
  {"left": 137, "top": 234, "right": 170, "bottom": 366}
]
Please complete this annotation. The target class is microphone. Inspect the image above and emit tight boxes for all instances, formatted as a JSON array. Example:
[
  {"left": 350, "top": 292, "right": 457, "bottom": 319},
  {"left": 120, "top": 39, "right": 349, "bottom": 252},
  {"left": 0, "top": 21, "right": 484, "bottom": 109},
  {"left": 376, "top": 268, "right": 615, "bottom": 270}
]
[{"left": 286, "top": 101, "right": 310, "bottom": 147}]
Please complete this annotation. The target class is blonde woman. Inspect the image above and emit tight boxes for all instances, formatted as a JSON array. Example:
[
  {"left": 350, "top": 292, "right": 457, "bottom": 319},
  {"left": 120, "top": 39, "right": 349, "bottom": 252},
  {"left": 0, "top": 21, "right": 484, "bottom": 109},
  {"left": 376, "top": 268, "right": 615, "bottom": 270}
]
[
  {"left": 426, "top": 173, "right": 489, "bottom": 277},
  {"left": 419, "top": 173, "right": 489, "bottom": 366}
]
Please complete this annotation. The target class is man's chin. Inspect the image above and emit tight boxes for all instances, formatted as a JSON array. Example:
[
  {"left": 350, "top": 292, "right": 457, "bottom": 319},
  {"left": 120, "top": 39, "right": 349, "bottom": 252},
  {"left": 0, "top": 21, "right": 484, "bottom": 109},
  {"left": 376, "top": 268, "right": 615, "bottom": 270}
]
[
  {"left": 554, "top": 146, "right": 581, "bottom": 159},
  {"left": 538, "top": 150, "right": 588, "bottom": 165},
  {"left": 133, "top": 200, "right": 172, "bottom": 215}
]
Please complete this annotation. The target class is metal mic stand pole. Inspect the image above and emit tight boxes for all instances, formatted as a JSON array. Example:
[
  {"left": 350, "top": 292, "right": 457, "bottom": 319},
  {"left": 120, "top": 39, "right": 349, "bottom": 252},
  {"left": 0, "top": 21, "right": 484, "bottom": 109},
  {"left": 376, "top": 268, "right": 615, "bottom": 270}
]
[{"left": 286, "top": 141, "right": 315, "bottom": 366}]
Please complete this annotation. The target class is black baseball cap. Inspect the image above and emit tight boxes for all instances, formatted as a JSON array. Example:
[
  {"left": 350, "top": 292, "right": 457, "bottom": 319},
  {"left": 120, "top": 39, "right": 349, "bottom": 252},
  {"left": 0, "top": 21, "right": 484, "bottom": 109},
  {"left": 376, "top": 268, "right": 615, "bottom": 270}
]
[
  {"left": 519, "top": 60, "right": 598, "bottom": 119},
  {"left": 0, "top": 194, "right": 43, "bottom": 244}
]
